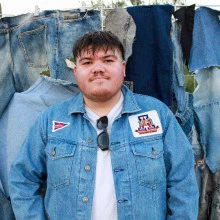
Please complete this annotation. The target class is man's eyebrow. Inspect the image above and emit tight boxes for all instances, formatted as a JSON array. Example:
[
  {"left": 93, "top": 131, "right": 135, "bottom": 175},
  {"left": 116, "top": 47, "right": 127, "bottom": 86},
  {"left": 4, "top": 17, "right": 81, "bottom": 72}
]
[
  {"left": 78, "top": 57, "right": 91, "bottom": 62},
  {"left": 103, "top": 54, "right": 118, "bottom": 59},
  {"left": 78, "top": 54, "right": 118, "bottom": 62}
]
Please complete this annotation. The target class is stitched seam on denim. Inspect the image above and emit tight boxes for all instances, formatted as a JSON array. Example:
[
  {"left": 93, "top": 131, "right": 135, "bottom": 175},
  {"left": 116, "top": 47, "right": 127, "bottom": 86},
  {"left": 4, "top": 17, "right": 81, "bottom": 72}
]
[{"left": 4, "top": 14, "right": 56, "bottom": 32}]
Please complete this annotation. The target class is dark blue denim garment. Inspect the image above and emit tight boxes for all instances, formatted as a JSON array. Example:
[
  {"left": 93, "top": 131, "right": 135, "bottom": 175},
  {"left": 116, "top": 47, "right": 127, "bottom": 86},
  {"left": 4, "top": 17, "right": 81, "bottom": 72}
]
[{"left": 126, "top": 5, "right": 174, "bottom": 107}]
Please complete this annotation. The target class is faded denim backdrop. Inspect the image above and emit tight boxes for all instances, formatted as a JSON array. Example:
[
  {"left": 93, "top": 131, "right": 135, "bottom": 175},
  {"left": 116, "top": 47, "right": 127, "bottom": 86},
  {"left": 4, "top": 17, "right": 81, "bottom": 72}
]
[{"left": 0, "top": 9, "right": 100, "bottom": 118}]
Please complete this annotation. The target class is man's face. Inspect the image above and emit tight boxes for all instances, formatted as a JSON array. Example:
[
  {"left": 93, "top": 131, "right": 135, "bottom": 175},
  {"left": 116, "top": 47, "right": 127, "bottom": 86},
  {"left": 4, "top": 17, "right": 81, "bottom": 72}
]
[{"left": 74, "top": 47, "right": 126, "bottom": 103}]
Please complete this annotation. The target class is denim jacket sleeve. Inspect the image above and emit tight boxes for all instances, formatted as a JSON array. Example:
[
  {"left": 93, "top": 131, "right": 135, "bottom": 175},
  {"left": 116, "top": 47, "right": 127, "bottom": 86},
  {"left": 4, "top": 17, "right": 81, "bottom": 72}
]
[
  {"left": 163, "top": 110, "right": 199, "bottom": 219},
  {"left": 9, "top": 114, "right": 47, "bottom": 220}
]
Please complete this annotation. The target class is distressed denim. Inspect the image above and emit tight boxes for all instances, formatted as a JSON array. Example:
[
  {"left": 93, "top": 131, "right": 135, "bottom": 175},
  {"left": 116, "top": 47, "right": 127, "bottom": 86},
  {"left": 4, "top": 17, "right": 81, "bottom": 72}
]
[
  {"left": 125, "top": 5, "right": 174, "bottom": 107},
  {"left": 189, "top": 7, "right": 220, "bottom": 72},
  {"left": 210, "top": 170, "right": 220, "bottom": 220},
  {"left": 0, "top": 76, "right": 79, "bottom": 198},
  {"left": 197, "top": 164, "right": 213, "bottom": 220},
  {"left": 0, "top": 9, "right": 100, "bottom": 118},
  {"left": 55, "top": 9, "right": 101, "bottom": 81},
  {"left": 9, "top": 85, "right": 198, "bottom": 219},
  {"left": 175, "top": 92, "right": 194, "bottom": 142},
  {"left": 193, "top": 67, "right": 220, "bottom": 173},
  {"left": 171, "top": 21, "right": 186, "bottom": 112},
  {"left": 105, "top": 8, "right": 136, "bottom": 61}
]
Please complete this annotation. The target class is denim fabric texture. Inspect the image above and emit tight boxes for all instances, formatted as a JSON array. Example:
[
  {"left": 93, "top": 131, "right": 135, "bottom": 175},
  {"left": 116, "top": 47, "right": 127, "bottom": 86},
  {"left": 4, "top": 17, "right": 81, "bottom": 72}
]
[
  {"left": 0, "top": 9, "right": 100, "bottom": 118},
  {"left": 175, "top": 92, "right": 194, "bottom": 142},
  {"left": 171, "top": 21, "right": 186, "bottom": 112},
  {"left": 189, "top": 7, "right": 220, "bottom": 72},
  {"left": 0, "top": 190, "right": 15, "bottom": 220},
  {"left": 0, "top": 76, "right": 79, "bottom": 198},
  {"left": 210, "top": 170, "right": 220, "bottom": 220},
  {"left": 125, "top": 5, "right": 174, "bottom": 107},
  {"left": 9, "top": 85, "right": 198, "bottom": 219},
  {"left": 197, "top": 164, "right": 213, "bottom": 220},
  {"left": 105, "top": 8, "right": 136, "bottom": 61},
  {"left": 193, "top": 67, "right": 220, "bottom": 173}
]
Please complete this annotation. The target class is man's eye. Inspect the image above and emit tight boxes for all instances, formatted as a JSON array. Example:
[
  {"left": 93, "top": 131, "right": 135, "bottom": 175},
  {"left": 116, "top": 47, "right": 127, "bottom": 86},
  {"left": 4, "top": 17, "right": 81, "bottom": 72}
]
[
  {"left": 105, "top": 59, "right": 114, "bottom": 63},
  {"left": 82, "top": 62, "right": 91, "bottom": 65}
]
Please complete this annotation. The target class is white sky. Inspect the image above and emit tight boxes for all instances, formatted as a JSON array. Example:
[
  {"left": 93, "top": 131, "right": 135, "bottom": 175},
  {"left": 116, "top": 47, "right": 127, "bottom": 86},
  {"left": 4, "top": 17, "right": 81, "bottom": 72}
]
[{"left": 0, "top": 0, "right": 219, "bottom": 16}]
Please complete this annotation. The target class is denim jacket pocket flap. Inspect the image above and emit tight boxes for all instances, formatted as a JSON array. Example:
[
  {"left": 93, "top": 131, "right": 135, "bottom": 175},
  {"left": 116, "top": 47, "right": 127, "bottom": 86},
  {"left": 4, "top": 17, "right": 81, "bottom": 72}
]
[
  {"left": 45, "top": 140, "right": 76, "bottom": 160},
  {"left": 131, "top": 141, "right": 164, "bottom": 159},
  {"left": 44, "top": 140, "right": 77, "bottom": 188}
]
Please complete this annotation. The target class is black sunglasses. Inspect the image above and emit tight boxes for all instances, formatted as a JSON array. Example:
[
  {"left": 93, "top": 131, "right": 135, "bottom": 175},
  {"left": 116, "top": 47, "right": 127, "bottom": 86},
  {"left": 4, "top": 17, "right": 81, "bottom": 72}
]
[{"left": 97, "top": 116, "right": 109, "bottom": 151}]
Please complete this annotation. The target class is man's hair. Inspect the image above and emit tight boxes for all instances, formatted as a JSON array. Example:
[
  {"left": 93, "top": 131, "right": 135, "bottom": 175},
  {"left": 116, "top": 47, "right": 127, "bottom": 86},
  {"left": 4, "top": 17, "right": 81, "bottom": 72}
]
[{"left": 72, "top": 30, "right": 125, "bottom": 62}]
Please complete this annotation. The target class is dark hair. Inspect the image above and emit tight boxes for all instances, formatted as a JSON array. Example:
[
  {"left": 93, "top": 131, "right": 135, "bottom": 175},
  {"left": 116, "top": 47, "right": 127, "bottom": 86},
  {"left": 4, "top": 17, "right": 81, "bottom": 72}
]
[{"left": 72, "top": 30, "right": 125, "bottom": 62}]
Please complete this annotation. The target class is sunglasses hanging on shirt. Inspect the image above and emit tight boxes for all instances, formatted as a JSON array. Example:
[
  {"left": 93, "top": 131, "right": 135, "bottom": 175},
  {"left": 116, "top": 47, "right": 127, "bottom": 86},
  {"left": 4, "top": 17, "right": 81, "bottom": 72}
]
[{"left": 96, "top": 116, "right": 109, "bottom": 151}]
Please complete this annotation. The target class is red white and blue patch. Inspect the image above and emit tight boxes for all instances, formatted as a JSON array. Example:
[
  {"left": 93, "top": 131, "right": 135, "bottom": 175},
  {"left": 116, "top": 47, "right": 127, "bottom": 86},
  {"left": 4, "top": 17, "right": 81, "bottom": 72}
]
[
  {"left": 52, "top": 121, "right": 70, "bottom": 132},
  {"left": 128, "top": 110, "right": 163, "bottom": 137}
]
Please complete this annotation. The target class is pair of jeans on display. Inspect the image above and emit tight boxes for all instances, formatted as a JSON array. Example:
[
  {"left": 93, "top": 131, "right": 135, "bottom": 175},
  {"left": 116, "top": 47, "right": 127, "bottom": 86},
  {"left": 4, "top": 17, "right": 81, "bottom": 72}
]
[
  {"left": 125, "top": 5, "right": 174, "bottom": 107},
  {"left": 0, "top": 9, "right": 101, "bottom": 118},
  {"left": 189, "top": 7, "right": 220, "bottom": 72},
  {"left": 0, "top": 76, "right": 79, "bottom": 204},
  {"left": 105, "top": 8, "right": 136, "bottom": 62}
]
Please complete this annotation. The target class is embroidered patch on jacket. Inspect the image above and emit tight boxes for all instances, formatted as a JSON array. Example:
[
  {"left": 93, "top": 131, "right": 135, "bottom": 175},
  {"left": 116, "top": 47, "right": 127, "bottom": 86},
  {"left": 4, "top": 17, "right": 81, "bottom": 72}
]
[
  {"left": 52, "top": 121, "right": 70, "bottom": 132},
  {"left": 128, "top": 110, "right": 163, "bottom": 137}
]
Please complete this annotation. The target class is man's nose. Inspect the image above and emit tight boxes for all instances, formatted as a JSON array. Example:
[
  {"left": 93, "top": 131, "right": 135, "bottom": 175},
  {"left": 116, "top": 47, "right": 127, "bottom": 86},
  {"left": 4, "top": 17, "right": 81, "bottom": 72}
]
[{"left": 92, "top": 63, "right": 105, "bottom": 73}]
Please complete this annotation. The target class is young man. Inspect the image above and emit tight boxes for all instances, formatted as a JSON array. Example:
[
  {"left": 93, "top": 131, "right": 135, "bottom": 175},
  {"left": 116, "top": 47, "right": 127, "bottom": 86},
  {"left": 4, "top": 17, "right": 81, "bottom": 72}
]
[{"left": 9, "top": 30, "right": 199, "bottom": 219}]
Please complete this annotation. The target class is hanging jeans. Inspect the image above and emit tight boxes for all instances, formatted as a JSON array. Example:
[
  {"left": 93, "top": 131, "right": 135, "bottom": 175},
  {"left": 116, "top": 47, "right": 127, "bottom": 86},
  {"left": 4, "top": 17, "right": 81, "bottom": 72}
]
[
  {"left": 0, "top": 9, "right": 100, "bottom": 118},
  {"left": 125, "top": 5, "right": 174, "bottom": 107},
  {"left": 0, "top": 76, "right": 79, "bottom": 199},
  {"left": 189, "top": 7, "right": 220, "bottom": 72},
  {"left": 193, "top": 67, "right": 220, "bottom": 173}
]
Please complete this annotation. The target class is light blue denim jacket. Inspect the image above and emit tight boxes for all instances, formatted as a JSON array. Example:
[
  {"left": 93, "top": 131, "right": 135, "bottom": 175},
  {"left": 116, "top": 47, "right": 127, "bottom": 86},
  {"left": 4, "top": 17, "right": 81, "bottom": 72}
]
[{"left": 9, "top": 85, "right": 199, "bottom": 220}]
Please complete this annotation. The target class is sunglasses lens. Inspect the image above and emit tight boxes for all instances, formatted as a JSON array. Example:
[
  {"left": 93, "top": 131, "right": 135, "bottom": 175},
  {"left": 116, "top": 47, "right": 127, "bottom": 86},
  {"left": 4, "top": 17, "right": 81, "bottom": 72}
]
[
  {"left": 97, "top": 116, "right": 108, "bottom": 129},
  {"left": 98, "top": 131, "right": 109, "bottom": 151}
]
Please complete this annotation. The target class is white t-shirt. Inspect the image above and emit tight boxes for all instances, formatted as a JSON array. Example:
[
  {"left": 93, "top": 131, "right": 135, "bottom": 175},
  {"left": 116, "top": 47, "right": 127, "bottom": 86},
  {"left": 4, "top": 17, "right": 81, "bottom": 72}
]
[{"left": 85, "top": 93, "right": 124, "bottom": 220}]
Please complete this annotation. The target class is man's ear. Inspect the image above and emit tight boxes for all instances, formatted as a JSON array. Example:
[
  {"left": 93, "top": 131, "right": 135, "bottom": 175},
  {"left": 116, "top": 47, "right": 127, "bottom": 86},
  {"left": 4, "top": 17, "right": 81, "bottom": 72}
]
[
  {"left": 122, "top": 61, "right": 126, "bottom": 77},
  {"left": 73, "top": 64, "right": 77, "bottom": 75}
]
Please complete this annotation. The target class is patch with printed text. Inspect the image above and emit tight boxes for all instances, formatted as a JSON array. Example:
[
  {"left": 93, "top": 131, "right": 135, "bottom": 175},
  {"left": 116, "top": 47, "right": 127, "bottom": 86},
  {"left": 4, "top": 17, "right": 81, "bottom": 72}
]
[
  {"left": 52, "top": 121, "right": 70, "bottom": 132},
  {"left": 128, "top": 110, "right": 163, "bottom": 137}
]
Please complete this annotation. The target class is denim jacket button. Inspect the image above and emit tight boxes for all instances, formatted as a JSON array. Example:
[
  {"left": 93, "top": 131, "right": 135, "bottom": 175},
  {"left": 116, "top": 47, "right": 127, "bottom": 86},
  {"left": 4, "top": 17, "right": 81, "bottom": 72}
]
[
  {"left": 83, "top": 197, "right": 89, "bottom": 203},
  {"left": 85, "top": 166, "right": 91, "bottom": 171},
  {"left": 51, "top": 150, "right": 56, "bottom": 156},
  {"left": 87, "top": 138, "right": 92, "bottom": 143},
  {"left": 152, "top": 150, "right": 157, "bottom": 155}
]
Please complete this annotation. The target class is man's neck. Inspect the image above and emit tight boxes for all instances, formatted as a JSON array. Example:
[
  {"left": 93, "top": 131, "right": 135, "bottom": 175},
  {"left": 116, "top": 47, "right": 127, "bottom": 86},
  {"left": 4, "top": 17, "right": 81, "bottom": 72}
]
[{"left": 84, "top": 92, "right": 122, "bottom": 117}]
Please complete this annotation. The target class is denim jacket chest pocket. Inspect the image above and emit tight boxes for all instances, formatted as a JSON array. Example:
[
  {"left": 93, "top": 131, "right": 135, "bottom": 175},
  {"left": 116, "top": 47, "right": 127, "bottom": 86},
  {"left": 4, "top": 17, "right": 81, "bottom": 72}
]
[
  {"left": 131, "top": 139, "right": 166, "bottom": 188},
  {"left": 44, "top": 140, "right": 77, "bottom": 189}
]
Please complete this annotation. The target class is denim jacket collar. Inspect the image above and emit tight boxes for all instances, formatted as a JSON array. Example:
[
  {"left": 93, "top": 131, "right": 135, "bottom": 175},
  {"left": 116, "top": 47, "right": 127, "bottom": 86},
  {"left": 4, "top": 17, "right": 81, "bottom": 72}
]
[{"left": 67, "top": 85, "right": 141, "bottom": 116}]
